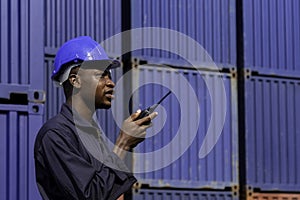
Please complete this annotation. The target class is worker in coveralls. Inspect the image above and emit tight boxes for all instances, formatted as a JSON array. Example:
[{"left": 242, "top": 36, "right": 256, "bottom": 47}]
[{"left": 34, "top": 36, "right": 157, "bottom": 200}]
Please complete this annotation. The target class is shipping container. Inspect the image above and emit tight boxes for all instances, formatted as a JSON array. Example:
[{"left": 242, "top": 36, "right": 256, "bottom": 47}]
[
  {"left": 0, "top": 104, "right": 43, "bottom": 200},
  {"left": 0, "top": 0, "right": 43, "bottom": 87},
  {"left": 243, "top": 0, "right": 300, "bottom": 76},
  {"left": 43, "top": 57, "right": 65, "bottom": 120},
  {"left": 0, "top": 0, "right": 44, "bottom": 198},
  {"left": 247, "top": 192, "right": 300, "bottom": 200},
  {"left": 131, "top": 0, "right": 236, "bottom": 69},
  {"left": 132, "top": 188, "right": 238, "bottom": 200},
  {"left": 132, "top": 65, "right": 238, "bottom": 189},
  {"left": 44, "top": 0, "right": 122, "bottom": 57},
  {"left": 245, "top": 76, "right": 300, "bottom": 191}
]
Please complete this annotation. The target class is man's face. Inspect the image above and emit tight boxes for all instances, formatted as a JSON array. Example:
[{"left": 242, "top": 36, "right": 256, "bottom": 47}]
[{"left": 78, "top": 68, "right": 115, "bottom": 109}]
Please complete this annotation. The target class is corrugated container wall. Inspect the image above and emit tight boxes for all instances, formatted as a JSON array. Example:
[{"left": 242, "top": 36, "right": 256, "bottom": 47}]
[
  {"left": 132, "top": 65, "right": 238, "bottom": 189},
  {"left": 131, "top": 0, "right": 236, "bottom": 69},
  {"left": 245, "top": 76, "right": 300, "bottom": 191},
  {"left": 0, "top": 0, "right": 44, "bottom": 87},
  {"left": 243, "top": 0, "right": 300, "bottom": 76},
  {"left": 132, "top": 189, "right": 239, "bottom": 200},
  {"left": 43, "top": 57, "right": 65, "bottom": 120},
  {"left": 0, "top": 0, "right": 44, "bottom": 199},
  {"left": 44, "top": 0, "right": 122, "bottom": 57},
  {"left": 0, "top": 105, "right": 44, "bottom": 200}
]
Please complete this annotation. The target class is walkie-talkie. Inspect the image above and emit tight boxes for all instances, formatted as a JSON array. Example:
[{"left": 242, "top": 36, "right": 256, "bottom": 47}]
[{"left": 136, "top": 91, "right": 172, "bottom": 123}]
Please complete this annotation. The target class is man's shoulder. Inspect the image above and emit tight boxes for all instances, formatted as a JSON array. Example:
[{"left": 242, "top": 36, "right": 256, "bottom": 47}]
[
  {"left": 40, "top": 103, "right": 74, "bottom": 132},
  {"left": 34, "top": 113, "right": 76, "bottom": 150},
  {"left": 41, "top": 113, "right": 73, "bottom": 133}
]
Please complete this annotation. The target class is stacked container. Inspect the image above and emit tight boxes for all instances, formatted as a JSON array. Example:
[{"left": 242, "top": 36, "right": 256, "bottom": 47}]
[
  {"left": 243, "top": 0, "right": 300, "bottom": 198},
  {"left": 3, "top": 0, "right": 300, "bottom": 199},
  {"left": 130, "top": 0, "right": 239, "bottom": 199},
  {"left": 132, "top": 189, "right": 239, "bottom": 200},
  {"left": 0, "top": 0, "right": 44, "bottom": 199},
  {"left": 44, "top": 0, "right": 122, "bottom": 57},
  {"left": 131, "top": 0, "right": 236, "bottom": 69}
]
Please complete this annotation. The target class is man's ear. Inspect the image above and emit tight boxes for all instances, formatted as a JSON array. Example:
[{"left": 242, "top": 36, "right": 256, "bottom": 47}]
[{"left": 68, "top": 74, "right": 81, "bottom": 89}]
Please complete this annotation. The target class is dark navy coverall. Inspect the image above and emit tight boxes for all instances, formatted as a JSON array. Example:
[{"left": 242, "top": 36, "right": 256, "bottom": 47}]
[{"left": 34, "top": 103, "right": 136, "bottom": 200}]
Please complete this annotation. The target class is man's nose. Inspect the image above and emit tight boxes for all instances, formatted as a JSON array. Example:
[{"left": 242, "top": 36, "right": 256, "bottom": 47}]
[{"left": 106, "top": 78, "right": 115, "bottom": 88}]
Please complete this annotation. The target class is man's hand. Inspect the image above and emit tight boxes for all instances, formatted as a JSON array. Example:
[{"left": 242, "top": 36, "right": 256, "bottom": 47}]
[{"left": 113, "top": 109, "right": 158, "bottom": 159}]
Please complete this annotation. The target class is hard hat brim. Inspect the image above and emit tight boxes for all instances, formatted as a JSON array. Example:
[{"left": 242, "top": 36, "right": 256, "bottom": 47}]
[
  {"left": 52, "top": 59, "right": 120, "bottom": 86},
  {"left": 80, "top": 59, "right": 120, "bottom": 71}
]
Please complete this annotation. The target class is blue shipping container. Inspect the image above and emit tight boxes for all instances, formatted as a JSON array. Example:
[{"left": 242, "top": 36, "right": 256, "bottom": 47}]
[
  {"left": 0, "top": 104, "right": 43, "bottom": 200},
  {"left": 245, "top": 76, "right": 300, "bottom": 191},
  {"left": 131, "top": 0, "right": 236, "bottom": 69},
  {"left": 0, "top": 0, "right": 43, "bottom": 87},
  {"left": 44, "top": 0, "right": 122, "bottom": 57},
  {"left": 243, "top": 0, "right": 300, "bottom": 76},
  {"left": 132, "top": 189, "right": 238, "bottom": 200},
  {"left": 0, "top": 0, "right": 44, "bottom": 199},
  {"left": 43, "top": 57, "right": 65, "bottom": 121},
  {"left": 132, "top": 65, "right": 238, "bottom": 189}
]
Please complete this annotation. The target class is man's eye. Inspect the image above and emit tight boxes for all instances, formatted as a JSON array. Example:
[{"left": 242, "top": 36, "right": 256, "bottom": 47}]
[
  {"left": 95, "top": 71, "right": 111, "bottom": 79},
  {"left": 102, "top": 71, "right": 112, "bottom": 78}
]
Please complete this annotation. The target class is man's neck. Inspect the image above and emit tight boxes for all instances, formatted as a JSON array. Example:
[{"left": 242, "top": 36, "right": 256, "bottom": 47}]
[{"left": 66, "top": 97, "right": 95, "bottom": 122}]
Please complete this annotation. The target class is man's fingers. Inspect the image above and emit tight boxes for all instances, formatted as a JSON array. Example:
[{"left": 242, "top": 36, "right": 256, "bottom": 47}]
[
  {"left": 149, "top": 112, "right": 158, "bottom": 120},
  {"left": 136, "top": 112, "right": 158, "bottom": 125},
  {"left": 130, "top": 109, "right": 141, "bottom": 121}
]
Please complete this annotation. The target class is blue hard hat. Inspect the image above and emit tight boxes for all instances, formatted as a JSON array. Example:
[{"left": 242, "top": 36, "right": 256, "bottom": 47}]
[{"left": 52, "top": 36, "right": 120, "bottom": 83}]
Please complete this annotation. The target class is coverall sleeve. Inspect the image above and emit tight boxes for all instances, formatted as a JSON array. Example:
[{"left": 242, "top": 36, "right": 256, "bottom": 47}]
[{"left": 36, "top": 130, "right": 136, "bottom": 200}]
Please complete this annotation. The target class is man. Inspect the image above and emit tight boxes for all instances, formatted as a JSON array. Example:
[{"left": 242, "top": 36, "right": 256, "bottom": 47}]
[{"left": 34, "top": 36, "right": 157, "bottom": 200}]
